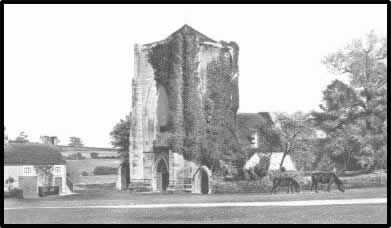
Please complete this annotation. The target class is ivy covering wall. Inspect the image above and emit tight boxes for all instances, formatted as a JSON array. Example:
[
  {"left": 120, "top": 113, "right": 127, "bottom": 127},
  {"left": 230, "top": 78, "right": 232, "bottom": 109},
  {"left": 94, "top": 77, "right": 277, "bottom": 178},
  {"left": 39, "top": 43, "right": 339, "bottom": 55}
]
[{"left": 148, "top": 28, "right": 240, "bottom": 171}]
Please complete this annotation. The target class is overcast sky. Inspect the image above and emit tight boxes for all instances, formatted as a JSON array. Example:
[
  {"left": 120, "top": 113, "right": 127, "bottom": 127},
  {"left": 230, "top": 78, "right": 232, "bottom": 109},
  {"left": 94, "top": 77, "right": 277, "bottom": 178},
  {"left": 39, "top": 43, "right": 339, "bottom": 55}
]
[{"left": 4, "top": 4, "right": 387, "bottom": 147}]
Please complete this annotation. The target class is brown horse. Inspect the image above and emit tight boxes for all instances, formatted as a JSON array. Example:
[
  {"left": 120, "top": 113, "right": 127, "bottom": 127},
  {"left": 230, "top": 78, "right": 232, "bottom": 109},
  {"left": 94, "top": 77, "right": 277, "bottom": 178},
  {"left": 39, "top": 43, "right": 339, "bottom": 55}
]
[
  {"left": 271, "top": 176, "right": 300, "bottom": 194},
  {"left": 311, "top": 172, "right": 345, "bottom": 193}
]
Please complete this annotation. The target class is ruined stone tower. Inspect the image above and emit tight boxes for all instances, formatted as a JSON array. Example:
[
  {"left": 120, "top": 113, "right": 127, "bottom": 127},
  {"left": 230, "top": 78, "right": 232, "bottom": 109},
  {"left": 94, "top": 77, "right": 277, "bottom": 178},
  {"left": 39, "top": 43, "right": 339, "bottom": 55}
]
[{"left": 129, "top": 25, "right": 239, "bottom": 193}]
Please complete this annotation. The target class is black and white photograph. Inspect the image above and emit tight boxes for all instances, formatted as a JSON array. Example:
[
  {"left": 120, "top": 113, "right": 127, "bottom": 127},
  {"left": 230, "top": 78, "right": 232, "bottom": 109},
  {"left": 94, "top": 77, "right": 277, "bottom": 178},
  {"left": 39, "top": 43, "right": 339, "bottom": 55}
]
[{"left": 3, "top": 3, "right": 388, "bottom": 224}]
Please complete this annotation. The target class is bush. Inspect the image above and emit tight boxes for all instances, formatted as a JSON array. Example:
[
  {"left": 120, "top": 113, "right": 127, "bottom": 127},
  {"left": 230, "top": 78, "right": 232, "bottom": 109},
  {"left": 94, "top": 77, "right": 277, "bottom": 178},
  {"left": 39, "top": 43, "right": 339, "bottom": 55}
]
[
  {"left": 93, "top": 166, "right": 118, "bottom": 175},
  {"left": 4, "top": 188, "right": 23, "bottom": 199},
  {"left": 97, "top": 155, "right": 119, "bottom": 159},
  {"left": 81, "top": 171, "right": 89, "bottom": 176},
  {"left": 65, "top": 152, "right": 86, "bottom": 160},
  {"left": 90, "top": 152, "right": 98, "bottom": 159},
  {"left": 38, "top": 186, "right": 59, "bottom": 197}
]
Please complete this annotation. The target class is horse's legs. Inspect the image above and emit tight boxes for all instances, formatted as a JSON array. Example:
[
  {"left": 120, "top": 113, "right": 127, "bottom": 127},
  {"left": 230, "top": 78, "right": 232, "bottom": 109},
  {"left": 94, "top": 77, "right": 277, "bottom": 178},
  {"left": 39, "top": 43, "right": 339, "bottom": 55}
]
[
  {"left": 315, "top": 183, "right": 318, "bottom": 193},
  {"left": 327, "top": 179, "right": 333, "bottom": 192},
  {"left": 287, "top": 185, "right": 290, "bottom": 194},
  {"left": 311, "top": 181, "right": 315, "bottom": 191}
]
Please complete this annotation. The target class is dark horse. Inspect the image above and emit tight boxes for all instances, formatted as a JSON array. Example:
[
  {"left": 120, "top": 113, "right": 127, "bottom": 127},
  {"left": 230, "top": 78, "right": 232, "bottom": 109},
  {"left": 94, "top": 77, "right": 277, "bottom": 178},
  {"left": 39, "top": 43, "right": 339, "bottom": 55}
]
[
  {"left": 271, "top": 176, "right": 300, "bottom": 194},
  {"left": 311, "top": 172, "right": 345, "bottom": 193}
]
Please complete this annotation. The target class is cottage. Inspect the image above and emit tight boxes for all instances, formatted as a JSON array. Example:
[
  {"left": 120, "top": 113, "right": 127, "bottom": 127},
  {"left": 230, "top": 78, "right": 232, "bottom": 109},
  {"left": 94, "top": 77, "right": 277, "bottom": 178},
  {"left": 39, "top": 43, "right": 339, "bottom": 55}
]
[
  {"left": 4, "top": 143, "right": 70, "bottom": 198},
  {"left": 244, "top": 152, "right": 297, "bottom": 171},
  {"left": 236, "top": 112, "right": 280, "bottom": 152},
  {"left": 237, "top": 112, "right": 297, "bottom": 176}
]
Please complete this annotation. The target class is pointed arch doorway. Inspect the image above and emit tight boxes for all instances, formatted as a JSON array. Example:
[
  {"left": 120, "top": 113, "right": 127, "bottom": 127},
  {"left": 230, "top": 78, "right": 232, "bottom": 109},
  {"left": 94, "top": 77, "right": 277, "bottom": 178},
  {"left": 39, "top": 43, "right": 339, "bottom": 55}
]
[
  {"left": 192, "top": 166, "right": 211, "bottom": 194},
  {"left": 156, "top": 159, "right": 169, "bottom": 192}
]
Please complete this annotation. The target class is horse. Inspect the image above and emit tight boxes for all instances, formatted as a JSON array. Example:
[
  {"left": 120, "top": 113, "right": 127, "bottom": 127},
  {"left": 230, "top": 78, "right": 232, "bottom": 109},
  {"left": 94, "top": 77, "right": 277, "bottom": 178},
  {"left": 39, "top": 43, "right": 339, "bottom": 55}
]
[
  {"left": 310, "top": 172, "right": 345, "bottom": 193},
  {"left": 271, "top": 176, "right": 300, "bottom": 194}
]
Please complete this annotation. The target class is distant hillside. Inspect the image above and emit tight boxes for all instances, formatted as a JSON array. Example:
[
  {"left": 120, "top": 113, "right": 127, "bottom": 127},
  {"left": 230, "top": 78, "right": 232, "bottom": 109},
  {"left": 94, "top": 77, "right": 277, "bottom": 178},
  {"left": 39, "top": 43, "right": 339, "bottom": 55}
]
[
  {"left": 58, "top": 145, "right": 119, "bottom": 159},
  {"left": 58, "top": 145, "right": 117, "bottom": 152}
]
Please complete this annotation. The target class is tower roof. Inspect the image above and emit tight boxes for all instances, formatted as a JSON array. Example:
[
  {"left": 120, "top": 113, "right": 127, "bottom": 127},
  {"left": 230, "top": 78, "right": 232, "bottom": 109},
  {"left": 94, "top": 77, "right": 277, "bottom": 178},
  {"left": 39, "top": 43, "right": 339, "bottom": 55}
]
[
  {"left": 142, "top": 24, "right": 218, "bottom": 48},
  {"left": 168, "top": 24, "right": 217, "bottom": 43}
]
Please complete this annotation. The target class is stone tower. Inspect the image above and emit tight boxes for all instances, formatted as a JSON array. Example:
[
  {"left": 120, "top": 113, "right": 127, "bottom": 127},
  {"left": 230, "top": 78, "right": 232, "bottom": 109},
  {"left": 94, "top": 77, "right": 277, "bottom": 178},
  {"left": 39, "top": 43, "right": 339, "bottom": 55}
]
[{"left": 129, "top": 25, "right": 239, "bottom": 193}]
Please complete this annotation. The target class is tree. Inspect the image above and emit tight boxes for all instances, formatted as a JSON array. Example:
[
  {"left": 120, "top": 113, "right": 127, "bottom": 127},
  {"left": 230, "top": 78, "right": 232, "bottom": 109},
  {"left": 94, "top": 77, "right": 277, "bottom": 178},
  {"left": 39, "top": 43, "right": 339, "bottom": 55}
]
[
  {"left": 34, "top": 165, "right": 54, "bottom": 187},
  {"left": 110, "top": 114, "right": 131, "bottom": 188},
  {"left": 90, "top": 152, "right": 99, "bottom": 159},
  {"left": 10, "top": 131, "right": 29, "bottom": 143},
  {"left": 313, "top": 31, "right": 387, "bottom": 170},
  {"left": 68, "top": 137, "right": 83, "bottom": 147},
  {"left": 40, "top": 135, "right": 60, "bottom": 145},
  {"left": 5, "top": 177, "right": 15, "bottom": 191},
  {"left": 4, "top": 126, "right": 8, "bottom": 144},
  {"left": 110, "top": 114, "right": 131, "bottom": 160},
  {"left": 274, "top": 112, "right": 315, "bottom": 170}
]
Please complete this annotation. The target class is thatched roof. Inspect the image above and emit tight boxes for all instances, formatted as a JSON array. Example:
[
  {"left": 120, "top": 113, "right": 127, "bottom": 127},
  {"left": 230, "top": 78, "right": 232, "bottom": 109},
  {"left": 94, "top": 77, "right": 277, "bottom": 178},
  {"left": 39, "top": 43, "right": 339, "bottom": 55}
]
[{"left": 4, "top": 143, "right": 66, "bottom": 165}]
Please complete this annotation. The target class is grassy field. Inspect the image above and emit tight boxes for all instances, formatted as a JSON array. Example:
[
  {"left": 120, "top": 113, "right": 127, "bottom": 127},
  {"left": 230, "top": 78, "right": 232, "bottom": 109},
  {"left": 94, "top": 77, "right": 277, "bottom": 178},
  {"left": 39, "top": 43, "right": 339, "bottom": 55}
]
[
  {"left": 66, "top": 159, "right": 121, "bottom": 185},
  {"left": 4, "top": 204, "right": 386, "bottom": 224},
  {"left": 4, "top": 187, "right": 386, "bottom": 207},
  {"left": 4, "top": 187, "right": 387, "bottom": 224}
]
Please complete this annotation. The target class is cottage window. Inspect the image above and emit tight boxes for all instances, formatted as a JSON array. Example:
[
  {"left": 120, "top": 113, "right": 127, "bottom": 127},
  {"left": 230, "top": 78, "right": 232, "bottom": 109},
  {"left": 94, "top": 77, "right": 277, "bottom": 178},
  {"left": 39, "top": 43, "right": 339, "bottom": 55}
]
[
  {"left": 54, "top": 166, "right": 62, "bottom": 174},
  {"left": 23, "top": 166, "right": 33, "bottom": 175},
  {"left": 250, "top": 130, "right": 259, "bottom": 149}
]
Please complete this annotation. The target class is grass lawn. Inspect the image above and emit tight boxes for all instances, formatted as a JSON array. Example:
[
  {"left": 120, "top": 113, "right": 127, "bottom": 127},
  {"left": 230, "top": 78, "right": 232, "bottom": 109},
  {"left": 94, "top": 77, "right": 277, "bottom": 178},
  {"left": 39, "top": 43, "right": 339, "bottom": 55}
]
[
  {"left": 4, "top": 187, "right": 387, "bottom": 208},
  {"left": 66, "top": 159, "right": 120, "bottom": 185},
  {"left": 4, "top": 187, "right": 387, "bottom": 224},
  {"left": 4, "top": 203, "right": 386, "bottom": 224}
]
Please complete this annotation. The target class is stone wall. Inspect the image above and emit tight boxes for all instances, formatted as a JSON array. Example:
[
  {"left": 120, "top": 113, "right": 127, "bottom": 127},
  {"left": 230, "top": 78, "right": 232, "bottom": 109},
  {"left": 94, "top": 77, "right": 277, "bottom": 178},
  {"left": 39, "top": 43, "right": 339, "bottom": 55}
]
[{"left": 211, "top": 171, "right": 387, "bottom": 194}]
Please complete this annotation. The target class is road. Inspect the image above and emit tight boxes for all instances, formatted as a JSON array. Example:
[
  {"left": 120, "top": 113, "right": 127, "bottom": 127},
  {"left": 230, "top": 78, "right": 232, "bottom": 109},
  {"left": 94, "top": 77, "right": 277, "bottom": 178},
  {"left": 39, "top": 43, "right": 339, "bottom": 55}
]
[{"left": 4, "top": 187, "right": 387, "bottom": 224}]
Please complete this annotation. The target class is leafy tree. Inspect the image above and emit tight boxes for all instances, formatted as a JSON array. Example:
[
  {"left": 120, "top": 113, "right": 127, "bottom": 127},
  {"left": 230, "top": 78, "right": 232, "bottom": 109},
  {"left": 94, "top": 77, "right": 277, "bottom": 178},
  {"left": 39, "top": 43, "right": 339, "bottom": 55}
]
[
  {"left": 274, "top": 112, "right": 316, "bottom": 170},
  {"left": 68, "top": 137, "right": 83, "bottom": 147},
  {"left": 5, "top": 177, "right": 15, "bottom": 191},
  {"left": 34, "top": 165, "right": 54, "bottom": 187},
  {"left": 40, "top": 135, "right": 60, "bottom": 145},
  {"left": 90, "top": 152, "right": 99, "bottom": 159},
  {"left": 110, "top": 114, "right": 131, "bottom": 160},
  {"left": 110, "top": 114, "right": 131, "bottom": 188},
  {"left": 10, "top": 131, "right": 29, "bottom": 143},
  {"left": 313, "top": 31, "right": 387, "bottom": 170},
  {"left": 4, "top": 126, "right": 8, "bottom": 144}
]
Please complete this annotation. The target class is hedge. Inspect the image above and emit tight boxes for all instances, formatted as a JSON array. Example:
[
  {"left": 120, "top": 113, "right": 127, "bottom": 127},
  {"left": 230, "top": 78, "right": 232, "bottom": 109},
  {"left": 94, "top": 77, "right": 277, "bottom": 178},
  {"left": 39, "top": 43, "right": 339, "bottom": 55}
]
[
  {"left": 4, "top": 188, "right": 23, "bottom": 199},
  {"left": 93, "top": 166, "right": 118, "bottom": 175}
]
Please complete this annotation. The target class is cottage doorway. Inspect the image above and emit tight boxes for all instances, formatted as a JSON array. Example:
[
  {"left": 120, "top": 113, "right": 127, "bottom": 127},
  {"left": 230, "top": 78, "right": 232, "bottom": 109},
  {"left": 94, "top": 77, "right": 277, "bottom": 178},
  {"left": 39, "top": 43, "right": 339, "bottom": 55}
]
[
  {"left": 156, "top": 159, "right": 169, "bottom": 192},
  {"left": 54, "top": 177, "right": 62, "bottom": 194},
  {"left": 19, "top": 176, "right": 38, "bottom": 198}
]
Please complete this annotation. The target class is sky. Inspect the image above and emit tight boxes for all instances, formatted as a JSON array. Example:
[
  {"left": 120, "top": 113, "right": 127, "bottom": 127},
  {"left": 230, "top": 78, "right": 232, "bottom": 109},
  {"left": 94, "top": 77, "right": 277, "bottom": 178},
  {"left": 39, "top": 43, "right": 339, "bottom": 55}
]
[{"left": 4, "top": 4, "right": 387, "bottom": 147}]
